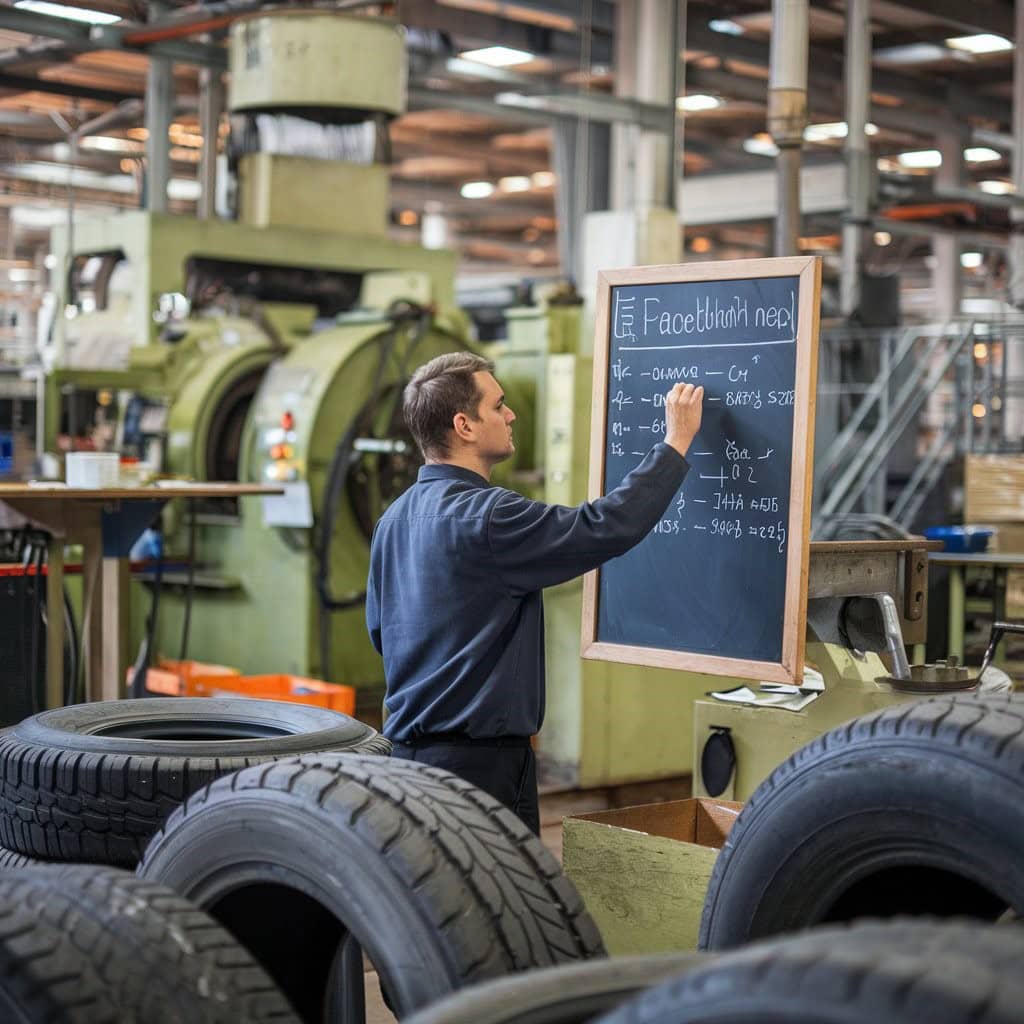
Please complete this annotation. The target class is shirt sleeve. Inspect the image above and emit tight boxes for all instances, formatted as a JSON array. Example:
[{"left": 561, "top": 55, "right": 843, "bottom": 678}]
[
  {"left": 365, "top": 536, "right": 383, "bottom": 655},
  {"left": 486, "top": 443, "right": 689, "bottom": 596}
]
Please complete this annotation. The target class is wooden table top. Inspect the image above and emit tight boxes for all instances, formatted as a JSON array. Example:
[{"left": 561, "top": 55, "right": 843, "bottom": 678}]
[{"left": 0, "top": 483, "right": 284, "bottom": 500}]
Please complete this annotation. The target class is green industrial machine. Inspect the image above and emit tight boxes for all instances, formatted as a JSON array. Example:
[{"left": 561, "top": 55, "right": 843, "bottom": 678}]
[{"left": 40, "top": 11, "right": 471, "bottom": 707}]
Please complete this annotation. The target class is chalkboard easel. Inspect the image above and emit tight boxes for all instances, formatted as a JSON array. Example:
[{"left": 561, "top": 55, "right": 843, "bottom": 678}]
[{"left": 581, "top": 257, "right": 821, "bottom": 685}]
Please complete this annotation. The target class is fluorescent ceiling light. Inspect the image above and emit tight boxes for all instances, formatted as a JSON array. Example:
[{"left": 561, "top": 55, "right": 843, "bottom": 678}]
[
  {"left": 460, "top": 181, "right": 494, "bottom": 199},
  {"left": 980, "top": 180, "right": 1015, "bottom": 195},
  {"left": 803, "top": 121, "right": 879, "bottom": 142},
  {"left": 897, "top": 149, "right": 942, "bottom": 169},
  {"left": 873, "top": 231, "right": 892, "bottom": 246},
  {"left": 946, "top": 34, "right": 1013, "bottom": 55},
  {"left": 498, "top": 176, "right": 531, "bottom": 192},
  {"left": 961, "top": 252, "right": 983, "bottom": 268},
  {"left": 460, "top": 46, "right": 534, "bottom": 67},
  {"left": 80, "top": 136, "right": 144, "bottom": 154},
  {"left": 743, "top": 135, "right": 778, "bottom": 158},
  {"left": 13, "top": 1, "right": 120, "bottom": 24},
  {"left": 677, "top": 94, "right": 721, "bottom": 112},
  {"left": 965, "top": 147, "right": 1002, "bottom": 164},
  {"left": 709, "top": 18, "right": 744, "bottom": 35},
  {"left": 530, "top": 170, "right": 555, "bottom": 188},
  {"left": 875, "top": 43, "right": 949, "bottom": 65}
]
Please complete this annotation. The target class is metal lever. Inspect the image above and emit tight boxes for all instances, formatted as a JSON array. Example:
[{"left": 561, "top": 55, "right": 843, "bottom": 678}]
[
  {"left": 869, "top": 592, "right": 912, "bottom": 680},
  {"left": 978, "top": 620, "right": 1024, "bottom": 679}
]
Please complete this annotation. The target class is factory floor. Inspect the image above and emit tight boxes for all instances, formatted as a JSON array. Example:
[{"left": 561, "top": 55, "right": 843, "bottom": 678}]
[{"left": 361, "top": 774, "right": 692, "bottom": 1022}]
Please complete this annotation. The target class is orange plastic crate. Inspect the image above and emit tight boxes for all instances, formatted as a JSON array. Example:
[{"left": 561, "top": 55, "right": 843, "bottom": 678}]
[
  {"left": 190, "top": 673, "right": 356, "bottom": 716},
  {"left": 128, "top": 660, "right": 241, "bottom": 696}
]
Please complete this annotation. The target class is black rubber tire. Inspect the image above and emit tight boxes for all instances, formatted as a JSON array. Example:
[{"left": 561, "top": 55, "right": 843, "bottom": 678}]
[
  {"left": 595, "top": 919, "right": 1024, "bottom": 1024},
  {"left": 138, "top": 752, "right": 606, "bottom": 1022},
  {"left": 700, "top": 693, "right": 1024, "bottom": 950},
  {"left": 0, "top": 698, "right": 390, "bottom": 866},
  {"left": 0, "top": 864, "right": 298, "bottom": 1023},
  {"left": 0, "top": 842, "right": 41, "bottom": 869},
  {"left": 404, "top": 954, "right": 705, "bottom": 1024}
]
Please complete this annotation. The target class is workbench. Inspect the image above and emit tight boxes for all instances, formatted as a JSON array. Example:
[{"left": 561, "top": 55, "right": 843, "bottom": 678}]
[{"left": 0, "top": 483, "right": 282, "bottom": 707}]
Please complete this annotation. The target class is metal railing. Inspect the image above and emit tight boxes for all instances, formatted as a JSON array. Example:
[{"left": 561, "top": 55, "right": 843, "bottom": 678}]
[{"left": 812, "top": 316, "right": 1024, "bottom": 539}]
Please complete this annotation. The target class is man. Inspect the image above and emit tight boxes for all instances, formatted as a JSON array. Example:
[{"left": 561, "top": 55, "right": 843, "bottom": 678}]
[{"left": 366, "top": 352, "right": 703, "bottom": 833}]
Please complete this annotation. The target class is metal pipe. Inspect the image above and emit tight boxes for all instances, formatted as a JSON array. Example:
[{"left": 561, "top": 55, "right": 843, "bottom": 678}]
[
  {"left": 144, "top": 3, "right": 173, "bottom": 214},
  {"left": 768, "top": 0, "right": 808, "bottom": 256},
  {"left": 666, "top": 0, "right": 687, "bottom": 212},
  {"left": 197, "top": 40, "right": 223, "bottom": 220},
  {"left": 841, "top": 0, "right": 871, "bottom": 318},
  {"left": 1011, "top": 0, "right": 1024, "bottom": 309}
]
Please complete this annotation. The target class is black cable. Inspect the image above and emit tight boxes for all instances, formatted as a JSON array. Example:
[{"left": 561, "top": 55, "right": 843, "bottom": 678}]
[
  {"left": 179, "top": 500, "right": 197, "bottom": 661},
  {"left": 62, "top": 582, "right": 79, "bottom": 707},
  {"left": 128, "top": 528, "right": 164, "bottom": 699},
  {"left": 27, "top": 542, "right": 44, "bottom": 714}
]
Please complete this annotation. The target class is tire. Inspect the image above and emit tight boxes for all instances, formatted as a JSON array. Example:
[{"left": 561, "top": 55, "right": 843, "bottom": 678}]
[
  {"left": 0, "top": 698, "right": 389, "bottom": 866},
  {"left": 0, "top": 864, "right": 298, "bottom": 1023},
  {"left": 700, "top": 693, "right": 1024, "bottom": 950},
  {"left": 138, "top": 752, "right": 606, "bottom": 1022},
  {"left": 404, "top": 954, "right": 705, "bottom": 1024},
  {"left": 595, "top": 919, "right": 1024, "bottom": 1024},
  {"left": 0, "top": 842, "right": 41, "bottom": 869}
]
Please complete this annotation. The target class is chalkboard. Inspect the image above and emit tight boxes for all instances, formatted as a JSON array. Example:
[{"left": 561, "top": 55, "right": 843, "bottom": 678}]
[{"left": 581, "top": 257, "right": 820, "bottom": 684}]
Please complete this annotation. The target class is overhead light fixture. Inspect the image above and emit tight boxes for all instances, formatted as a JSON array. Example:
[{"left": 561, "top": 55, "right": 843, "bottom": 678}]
[
  {"left": 743, "top": 134, "right": 778, "bottom": 158},
  {"left": 676, "top": 94, "right": 721, "bottom": 112},
  {"left": 965, "top": 147, "right": 1002, "bottom": 164},
  {"left": 530, "top": 170, "right": 556, "bottom": 188},
  {"left": 708, "top": 18, "right": 744, "bottom": 35},
  {"left": 875, "top": 43, "right": 949, "bottom": 65},
  {"left": 80, "top": 136, "right": 144, "bottom": 154},
  {"left": 946, "top": 34, "right": 1013, "bottom": 55},
  {"left": 873, "top": 231, "right": 892, "bottom": 246},
  {"left": 460, "top": 46, "right": 534, "bottom": 67},
  {"left": 460, "top": 181, "right": 495, "bottom": 199},
  {"left": 499, "top": 176, "right": 532, "bottom": 192},
  {"left": 897, "top": 149, "right": 942, "bottom": 169},
  {"left": 961, "top": 251, "right": 984, "bottom": 268},
  {"left": 979, "top": 179, "right": 1015, "bottom": 195},
  {"left": 803, "top": 121, "right": 879, "bottom": 142},
  {"left": 13, "top": 0, "right": 120, "bottom": 23}
]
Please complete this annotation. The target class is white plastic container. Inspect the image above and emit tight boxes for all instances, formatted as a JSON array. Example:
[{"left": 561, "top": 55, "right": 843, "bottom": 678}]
[{"left": 65, "top": 452, "right": 120, "bottom": 489}]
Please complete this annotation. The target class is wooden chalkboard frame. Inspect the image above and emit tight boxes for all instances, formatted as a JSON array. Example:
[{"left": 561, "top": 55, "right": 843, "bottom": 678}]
[{"left": 580, "top": 256, "right": 821, "bottom": 684}]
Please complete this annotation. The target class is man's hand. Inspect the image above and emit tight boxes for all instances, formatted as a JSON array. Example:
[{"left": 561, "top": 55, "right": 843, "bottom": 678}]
[{"left": 664, "top": 382, "right": 704, "bottom": 458}]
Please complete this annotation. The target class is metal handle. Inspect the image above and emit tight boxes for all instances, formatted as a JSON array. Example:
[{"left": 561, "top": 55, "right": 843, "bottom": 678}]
[
  {"left": 978, "top": 620, "right": 1024, "bottom": 678},
  {"left": 870, "top": 592, "right": 911, "bottom": 680}
]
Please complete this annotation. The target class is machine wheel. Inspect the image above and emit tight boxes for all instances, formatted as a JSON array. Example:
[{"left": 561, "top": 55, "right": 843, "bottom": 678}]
[
  {"left": 138, "top": 752, "right": 606, "bottom": 1022},
  {"left": 403, "top": 953, "right": 705, "bottom": 1024},
  {"left": 0, "top": 698, "right": 390, "bottom": 866},
  {"left": 700, "top": 694, "right": 1024, "bottom": 950},
  {"left": 0, "top": 865, "right": 298, "bottom": 1023},
  {"left": 596, "top": 919, "right": 1024, "bottom": 1024}
]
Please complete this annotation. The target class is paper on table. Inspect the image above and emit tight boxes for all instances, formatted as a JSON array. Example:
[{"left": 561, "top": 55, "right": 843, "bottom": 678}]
[{"left": 710, "top": 666, "right": 825, "bottom": 713}]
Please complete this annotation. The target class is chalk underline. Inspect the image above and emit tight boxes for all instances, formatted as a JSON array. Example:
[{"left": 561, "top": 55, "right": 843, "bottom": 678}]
[{"left": 617, "top": 338, "right": 796, "bottom": 351}]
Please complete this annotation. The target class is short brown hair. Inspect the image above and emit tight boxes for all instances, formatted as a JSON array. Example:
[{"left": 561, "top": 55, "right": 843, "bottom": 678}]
[{"left": 403, "top": 351, "right": 495, "bottom": 459}]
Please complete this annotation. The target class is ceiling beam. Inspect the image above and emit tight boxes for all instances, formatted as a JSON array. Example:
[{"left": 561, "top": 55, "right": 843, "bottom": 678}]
[
  {"left": 0, "top": 71, "right": 135, "bottom": 105},
  {"left": 869, "top": 0, "right": 1013, "bottom": 39},
  {"left": 687, "top": 20, "right": 1009, "bottom": 126}
]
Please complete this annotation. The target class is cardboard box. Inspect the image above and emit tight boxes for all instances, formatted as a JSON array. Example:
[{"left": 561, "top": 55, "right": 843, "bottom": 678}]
[
  {"left": 966, "top": 456, "right": 1024, "bottom": 523},
  {"left": 562, "top": 798, "right": 741, "bottom": 954}
]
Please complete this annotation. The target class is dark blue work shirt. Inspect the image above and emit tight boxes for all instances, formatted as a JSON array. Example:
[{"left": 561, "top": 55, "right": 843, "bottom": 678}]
[{"left": 366, "top": 442, "right": 689, "bottom": 742}]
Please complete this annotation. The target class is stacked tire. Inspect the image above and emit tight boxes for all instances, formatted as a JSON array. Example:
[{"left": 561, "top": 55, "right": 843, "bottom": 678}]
[{"left": 0, "top": 698, "right": 390, "bottom": 866}]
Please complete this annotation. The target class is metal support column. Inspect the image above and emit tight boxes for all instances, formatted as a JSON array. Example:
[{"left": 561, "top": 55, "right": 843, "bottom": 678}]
[
  {"left": 841, "top": 0, "right": 872, "bottom": 318},
  {"left": 933, "top": 133, "right": 964, "bottom": 322},
  {"left": 1006, "top": 0, "right": 1024, "bottom": 444},
  {"left": 144, "top": 2, "right": 172, "bottom": 213},
  {"left": 768, "top": 0, "right": 809, "bottom": 257},
  {"left": 197, "top": 37, "right": 223, "bottom": 220}
]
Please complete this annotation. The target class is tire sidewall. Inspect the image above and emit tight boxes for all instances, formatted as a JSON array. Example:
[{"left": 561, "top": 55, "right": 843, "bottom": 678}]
[
  {"left": 140, "top": 791, "right": 460, "bottom": 1014},
  {"left": 701, "top": 739, "right": 1024, "bottom": 948},
  {"left": 10, "top": 698, "right": 377, "bottom": 758}
]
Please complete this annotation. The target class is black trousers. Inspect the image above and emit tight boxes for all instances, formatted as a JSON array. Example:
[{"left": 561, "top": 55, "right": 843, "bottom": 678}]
[{"left": 390, "top": 738, "right": 540, "bottom": 836}]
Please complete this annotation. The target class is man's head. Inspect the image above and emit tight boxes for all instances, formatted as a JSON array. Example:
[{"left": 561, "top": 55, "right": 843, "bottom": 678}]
[{"left": 403, "top": 352, "right": 516, "bottom": 467}]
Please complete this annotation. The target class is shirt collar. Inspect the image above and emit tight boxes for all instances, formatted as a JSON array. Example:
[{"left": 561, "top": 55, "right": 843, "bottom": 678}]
[{"left": 417, "top": 463, "right": 491, "bottom": 488}]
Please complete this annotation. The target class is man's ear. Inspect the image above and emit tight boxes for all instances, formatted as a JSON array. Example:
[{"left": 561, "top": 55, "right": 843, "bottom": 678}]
[{"left": 452, "top": 411, "right": 475, "bottom": 444}]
